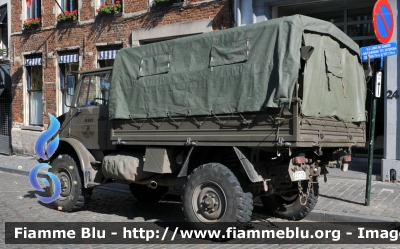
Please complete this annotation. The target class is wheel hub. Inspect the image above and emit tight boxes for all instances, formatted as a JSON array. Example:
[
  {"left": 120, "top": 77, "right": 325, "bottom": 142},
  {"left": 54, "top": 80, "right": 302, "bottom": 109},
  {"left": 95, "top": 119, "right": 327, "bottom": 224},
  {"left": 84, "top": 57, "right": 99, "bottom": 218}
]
[
  {"left": 202, "top": 193, "right": 220, "bottom": 212},
  {"left": 58, "top": 171, "right": 72, "bottom": 197},
  {"left": 192, "top": 181, "right": 226, "bottom": 223}
]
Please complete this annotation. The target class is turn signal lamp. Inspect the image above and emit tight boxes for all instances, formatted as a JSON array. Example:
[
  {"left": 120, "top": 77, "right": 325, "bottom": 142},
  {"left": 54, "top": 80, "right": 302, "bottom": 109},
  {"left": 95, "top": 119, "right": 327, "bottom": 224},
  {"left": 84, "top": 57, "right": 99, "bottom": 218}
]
[{"left": 343, "top": 155, "right": 352, "bottom": 162}]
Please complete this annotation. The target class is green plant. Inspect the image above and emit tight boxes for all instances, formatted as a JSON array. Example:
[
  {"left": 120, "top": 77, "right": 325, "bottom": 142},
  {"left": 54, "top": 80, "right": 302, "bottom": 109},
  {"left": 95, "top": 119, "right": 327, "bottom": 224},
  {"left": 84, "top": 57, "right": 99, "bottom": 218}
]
[
  {"left": 96, "top": 0, "right": 121, "bottom": 14},
  {"left": 23, "top": 18, "right": 41, "bottom": 30},
  {"left": 57, "top": 9, "right": 78, "bottom": 22}
]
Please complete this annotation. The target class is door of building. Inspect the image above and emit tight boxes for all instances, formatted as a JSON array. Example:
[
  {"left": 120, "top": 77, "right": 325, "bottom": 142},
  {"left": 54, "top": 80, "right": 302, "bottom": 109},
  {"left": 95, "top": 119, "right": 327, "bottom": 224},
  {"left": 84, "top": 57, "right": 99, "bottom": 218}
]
[{"left": 0, "top": 64, "right": 11, "bottom": 155}]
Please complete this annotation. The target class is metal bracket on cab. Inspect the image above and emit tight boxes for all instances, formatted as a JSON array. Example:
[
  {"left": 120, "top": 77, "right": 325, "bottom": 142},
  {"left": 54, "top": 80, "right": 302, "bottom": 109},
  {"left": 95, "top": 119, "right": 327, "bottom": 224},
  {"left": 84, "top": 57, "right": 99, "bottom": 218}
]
[
  {"left": 185, "top": 137, "right": 197, "bottom": 146},
  {"left": 276, "top": 137, "right": 292, "bottom": 156},
  {"left": 116, "top": 137, "right": 126, "bottom": 144}
]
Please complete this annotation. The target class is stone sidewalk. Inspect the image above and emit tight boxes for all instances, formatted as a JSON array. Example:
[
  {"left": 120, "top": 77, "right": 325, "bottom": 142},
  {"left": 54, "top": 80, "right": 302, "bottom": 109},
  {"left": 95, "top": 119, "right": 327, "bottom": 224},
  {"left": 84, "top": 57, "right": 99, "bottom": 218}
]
[{"left": 0, "top": 154, "right": 399, "bottom": 222}]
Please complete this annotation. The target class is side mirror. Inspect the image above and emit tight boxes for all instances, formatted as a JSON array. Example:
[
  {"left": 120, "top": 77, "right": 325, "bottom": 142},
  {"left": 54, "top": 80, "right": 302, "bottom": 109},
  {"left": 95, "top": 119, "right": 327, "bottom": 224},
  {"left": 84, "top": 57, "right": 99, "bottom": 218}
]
[
  {"left": 65, "top": 74, "right": 75, "bottom": 96},
  {"left": 63, "top": 73, "right": 81, "bottom": 113}
]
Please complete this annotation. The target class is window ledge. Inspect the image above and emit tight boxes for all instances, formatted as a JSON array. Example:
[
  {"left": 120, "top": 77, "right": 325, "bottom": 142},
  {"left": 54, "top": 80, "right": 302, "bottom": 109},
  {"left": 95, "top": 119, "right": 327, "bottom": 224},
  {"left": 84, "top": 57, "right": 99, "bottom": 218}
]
[
  {"left": 55, "top": 46, "right": 80, "bottom": 52},
  {"left": 22, "top": 50, "right": 43, "bottom": 55},
  {"left": 21, "top": 126, "right": 43, "bottom": 131}
]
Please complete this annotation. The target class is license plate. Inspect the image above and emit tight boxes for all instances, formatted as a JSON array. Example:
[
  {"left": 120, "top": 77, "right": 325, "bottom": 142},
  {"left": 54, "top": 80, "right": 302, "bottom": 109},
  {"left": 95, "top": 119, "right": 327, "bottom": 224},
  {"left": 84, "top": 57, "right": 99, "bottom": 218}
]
[{"left": 294, "top": 171, "right": 307, "bottom": 181}]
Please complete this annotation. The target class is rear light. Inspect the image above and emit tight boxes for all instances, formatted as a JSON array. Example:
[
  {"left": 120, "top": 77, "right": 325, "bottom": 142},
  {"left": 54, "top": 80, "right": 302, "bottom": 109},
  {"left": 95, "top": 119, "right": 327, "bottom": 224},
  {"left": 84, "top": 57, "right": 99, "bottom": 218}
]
[
  {"left": 293, "top": 156, "right": 306, "bottom": 165},
  {"left": 343, "top": 155, "right": 352, "bottom": 162}
]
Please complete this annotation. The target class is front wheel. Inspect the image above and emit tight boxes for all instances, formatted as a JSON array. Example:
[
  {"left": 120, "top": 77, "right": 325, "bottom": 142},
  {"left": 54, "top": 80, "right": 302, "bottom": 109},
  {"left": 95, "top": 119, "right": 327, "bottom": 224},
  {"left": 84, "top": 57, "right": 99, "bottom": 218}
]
[
  {"left": 48, "top": 154, "right": 91, "bottom": 212},
  {"left": 182, "top": 163, "right": 253, "bottom": 228},
  {"left": 261, "top": 181, "right": 318, "bottom": 220}
]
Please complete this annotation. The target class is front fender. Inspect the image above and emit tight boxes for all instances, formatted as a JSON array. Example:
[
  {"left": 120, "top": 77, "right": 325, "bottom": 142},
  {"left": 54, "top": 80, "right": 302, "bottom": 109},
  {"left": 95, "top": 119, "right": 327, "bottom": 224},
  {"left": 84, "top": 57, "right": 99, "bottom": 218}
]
[{"left": 58, "top": 138, "right": 97, "bottom": 187}]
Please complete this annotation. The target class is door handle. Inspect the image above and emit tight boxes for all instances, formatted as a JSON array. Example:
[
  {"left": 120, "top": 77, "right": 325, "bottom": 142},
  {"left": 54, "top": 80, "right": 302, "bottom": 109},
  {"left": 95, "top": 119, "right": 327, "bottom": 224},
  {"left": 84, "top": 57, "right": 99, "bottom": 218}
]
[{"left": 98, "top": 116, "right": 107, "bottom": 121}]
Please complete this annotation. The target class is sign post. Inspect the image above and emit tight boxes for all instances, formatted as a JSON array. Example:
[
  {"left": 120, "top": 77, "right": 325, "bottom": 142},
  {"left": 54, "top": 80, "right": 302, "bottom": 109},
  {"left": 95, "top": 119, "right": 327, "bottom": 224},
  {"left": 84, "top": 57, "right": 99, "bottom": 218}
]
[
  {"left": 364, "top": 0, "right": 395, "bottom": 206},
  {"left": 365, "top": 63, "right": 379, "bottom": 207}
]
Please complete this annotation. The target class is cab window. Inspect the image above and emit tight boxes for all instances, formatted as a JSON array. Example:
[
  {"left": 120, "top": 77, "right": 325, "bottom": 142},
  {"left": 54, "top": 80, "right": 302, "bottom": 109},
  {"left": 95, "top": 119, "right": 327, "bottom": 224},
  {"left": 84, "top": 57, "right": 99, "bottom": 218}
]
[{"left": 77, "top": 73, "right": 111, "bottom": 107}]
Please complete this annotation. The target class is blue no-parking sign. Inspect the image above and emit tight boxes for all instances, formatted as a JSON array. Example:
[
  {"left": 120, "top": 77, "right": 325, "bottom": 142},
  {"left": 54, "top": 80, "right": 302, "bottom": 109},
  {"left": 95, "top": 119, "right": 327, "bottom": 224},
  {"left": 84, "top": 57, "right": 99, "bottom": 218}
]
[{"left": 373, "top": 0, "right": 394, "bottom": 44}]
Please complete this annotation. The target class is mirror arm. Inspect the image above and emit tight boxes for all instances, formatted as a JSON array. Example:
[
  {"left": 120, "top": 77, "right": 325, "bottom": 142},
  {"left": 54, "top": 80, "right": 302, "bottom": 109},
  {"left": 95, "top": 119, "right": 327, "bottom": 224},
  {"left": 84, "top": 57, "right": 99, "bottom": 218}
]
[{"left": 62, "top": 88, "right": 81, "bottom": 113}]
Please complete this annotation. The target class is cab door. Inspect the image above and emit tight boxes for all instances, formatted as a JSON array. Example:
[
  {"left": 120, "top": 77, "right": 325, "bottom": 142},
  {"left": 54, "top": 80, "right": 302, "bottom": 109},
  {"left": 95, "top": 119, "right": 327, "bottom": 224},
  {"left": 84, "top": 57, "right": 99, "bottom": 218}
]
[{"left": 68, "top": 72, "right": 111, "bottom": 150}]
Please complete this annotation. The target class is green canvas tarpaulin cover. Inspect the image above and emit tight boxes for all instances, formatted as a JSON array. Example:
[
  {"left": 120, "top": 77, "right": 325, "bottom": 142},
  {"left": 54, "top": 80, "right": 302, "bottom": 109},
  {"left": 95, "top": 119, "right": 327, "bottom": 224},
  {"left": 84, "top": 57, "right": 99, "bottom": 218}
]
[{"left": 109, "top": 15, "right": 366, "bottom": 122}]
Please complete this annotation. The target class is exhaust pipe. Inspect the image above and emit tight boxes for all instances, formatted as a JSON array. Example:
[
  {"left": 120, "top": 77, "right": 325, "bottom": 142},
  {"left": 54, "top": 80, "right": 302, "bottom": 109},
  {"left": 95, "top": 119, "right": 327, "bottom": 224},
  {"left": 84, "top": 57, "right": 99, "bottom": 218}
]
[
  {"left": 148, "top": 181, "right": 157, "bottom": 189},
  {"left": 135, "top": 177, "right": 186, "bottom": 187}
]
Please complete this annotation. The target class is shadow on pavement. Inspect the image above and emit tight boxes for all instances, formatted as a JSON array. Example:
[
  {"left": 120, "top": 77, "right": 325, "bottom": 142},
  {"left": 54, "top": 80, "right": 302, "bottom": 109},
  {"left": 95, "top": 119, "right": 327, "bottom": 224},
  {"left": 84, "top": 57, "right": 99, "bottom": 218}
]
[
  {"left": 24, "top": 187, "right": 186, "bottom": 222},
  {"left": 318, "top": 194, "right": 363, "bottom": 205}
]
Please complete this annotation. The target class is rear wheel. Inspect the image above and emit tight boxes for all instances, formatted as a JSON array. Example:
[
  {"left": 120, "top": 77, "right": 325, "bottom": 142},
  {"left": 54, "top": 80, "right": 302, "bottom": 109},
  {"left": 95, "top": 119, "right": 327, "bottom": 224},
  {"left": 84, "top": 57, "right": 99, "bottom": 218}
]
[
  {"left": 182, "top": 163, "right": 253, "bottom": 229},
  {"left": 129, "top": 183, "right": 169, "bottom": 203},
  {"left": 48, "top": 154, "right": 92, "bottom": 212},
  {"left": 261, "top": 181, "right": 318, "bottom": 220}
]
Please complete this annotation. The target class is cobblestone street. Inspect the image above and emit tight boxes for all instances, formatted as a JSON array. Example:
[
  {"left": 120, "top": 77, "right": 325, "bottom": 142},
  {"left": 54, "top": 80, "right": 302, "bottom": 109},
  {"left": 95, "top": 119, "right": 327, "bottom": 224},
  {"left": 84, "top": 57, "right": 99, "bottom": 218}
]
[{"left": 0, "top": 170, "right": 397, "bottom": 249}]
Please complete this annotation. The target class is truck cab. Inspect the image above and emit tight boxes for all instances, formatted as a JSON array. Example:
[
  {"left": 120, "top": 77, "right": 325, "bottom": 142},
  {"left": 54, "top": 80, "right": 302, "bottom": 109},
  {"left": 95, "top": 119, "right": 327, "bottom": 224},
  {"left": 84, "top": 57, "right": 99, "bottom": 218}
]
[{"left": 59, "top": 67, "right": 114, "bottom": 151}]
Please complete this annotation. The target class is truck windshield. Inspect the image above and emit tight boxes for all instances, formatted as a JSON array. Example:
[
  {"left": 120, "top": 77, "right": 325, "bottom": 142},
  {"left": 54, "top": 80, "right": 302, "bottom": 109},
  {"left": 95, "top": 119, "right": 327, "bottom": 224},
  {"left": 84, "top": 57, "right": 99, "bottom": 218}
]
[{"left": 77, "top": 73, "right": 111, "bottom": 107}]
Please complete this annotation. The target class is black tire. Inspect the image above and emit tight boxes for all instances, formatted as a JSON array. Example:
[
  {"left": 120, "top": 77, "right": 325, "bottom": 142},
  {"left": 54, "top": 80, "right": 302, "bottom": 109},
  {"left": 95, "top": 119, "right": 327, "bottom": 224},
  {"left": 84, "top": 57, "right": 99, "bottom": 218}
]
[
  {"left": 261, "top": 181, "right": 318, "bottom": 220},
  {"left": 129, "top": 183, "right": 169, "bottom": 203},
  {"left": 48, "top": 154, "right": 91, "bottom": 212},
  {"left": 182, "top": 163, "right": 253, "bottom": 229}
]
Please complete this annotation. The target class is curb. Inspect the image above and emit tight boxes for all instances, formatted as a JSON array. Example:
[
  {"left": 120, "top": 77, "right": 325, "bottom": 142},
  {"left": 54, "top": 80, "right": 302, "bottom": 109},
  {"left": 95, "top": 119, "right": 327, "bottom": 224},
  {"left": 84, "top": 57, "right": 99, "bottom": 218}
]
[
  {"left": 252, "top": 204, "right": 396, "bottom": 223},
  {"left": 304, "top": 210, "right": 397, "bottom": 223},
  {"left": 0, "top": 166, "right": 47, "bottom": 178},
  {"left": 327, "top": 168, "right": 381, "bottom": 181}
]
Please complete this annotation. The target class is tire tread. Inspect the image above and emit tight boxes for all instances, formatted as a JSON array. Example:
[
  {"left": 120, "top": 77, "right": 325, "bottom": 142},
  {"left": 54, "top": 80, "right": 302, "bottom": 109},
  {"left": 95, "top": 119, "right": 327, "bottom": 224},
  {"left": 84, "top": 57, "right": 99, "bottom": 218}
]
[{"left": 182, "top": 163, "right": 253, "bottom": 228}]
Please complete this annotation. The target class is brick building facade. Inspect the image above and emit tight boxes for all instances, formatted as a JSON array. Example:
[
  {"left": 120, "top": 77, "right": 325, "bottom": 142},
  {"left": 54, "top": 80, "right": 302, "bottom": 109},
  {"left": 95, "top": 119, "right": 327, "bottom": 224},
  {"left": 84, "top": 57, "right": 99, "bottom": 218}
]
[{"left": 10, "top": 0, "right": 232, "bottom": 155}]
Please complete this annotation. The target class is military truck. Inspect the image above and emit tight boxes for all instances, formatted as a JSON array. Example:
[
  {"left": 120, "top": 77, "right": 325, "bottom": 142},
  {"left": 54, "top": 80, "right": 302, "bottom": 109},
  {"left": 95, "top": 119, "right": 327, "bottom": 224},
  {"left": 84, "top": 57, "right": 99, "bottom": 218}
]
[{"left": 47, "top": 15, "right": 366, "bottom": 227}]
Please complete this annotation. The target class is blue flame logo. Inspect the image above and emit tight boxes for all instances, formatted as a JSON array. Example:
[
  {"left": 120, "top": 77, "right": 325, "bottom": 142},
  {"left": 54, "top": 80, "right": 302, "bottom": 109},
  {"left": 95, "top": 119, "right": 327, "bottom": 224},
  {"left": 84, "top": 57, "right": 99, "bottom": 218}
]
[
  {"left": 34, "top": 114, "right": 60, "bottom": 160},
  {"left": 29, "top": 113, "right": 62, "bottom": 204}
]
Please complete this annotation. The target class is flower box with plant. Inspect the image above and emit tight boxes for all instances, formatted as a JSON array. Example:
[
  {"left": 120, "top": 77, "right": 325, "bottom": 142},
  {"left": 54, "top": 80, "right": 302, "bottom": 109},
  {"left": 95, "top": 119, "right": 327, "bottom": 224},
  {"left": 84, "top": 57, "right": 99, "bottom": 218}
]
[
  {"left": 96, "top": 0, "right": 122, "bottom": 15},
  {"left": 57, "top": 10, "right": 78, "bottom": 23},
  {"left": 23, "top": 18, "right": 41, "bottom": 30}
]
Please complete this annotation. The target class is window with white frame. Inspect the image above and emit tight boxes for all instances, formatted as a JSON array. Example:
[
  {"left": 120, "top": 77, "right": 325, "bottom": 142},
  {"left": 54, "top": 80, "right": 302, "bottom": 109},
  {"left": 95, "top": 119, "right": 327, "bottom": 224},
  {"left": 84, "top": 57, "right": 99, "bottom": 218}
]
[
  {"left": 97, "top": 46, "right": 121, "bottom": 67},
  {"left": 57, "top": 0, "right": 78, "bottom": 12},
  {"left": 26, "top": 0, "right": 41, "bottom": 19},
  {"left": 96, "top": 0, "right": 122, "bottom": 14},
  {"left": 26, "top": 56, "right": 43, "bottom": 126},
  {"left": 58, "top": 51, "right": 79, "bottom": 113},
  {"left": 97, "top": 46, "right": 120, "bottom": 101},
  {"left": 55, "top": 0, "right": 78, "bottom": 21}
]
